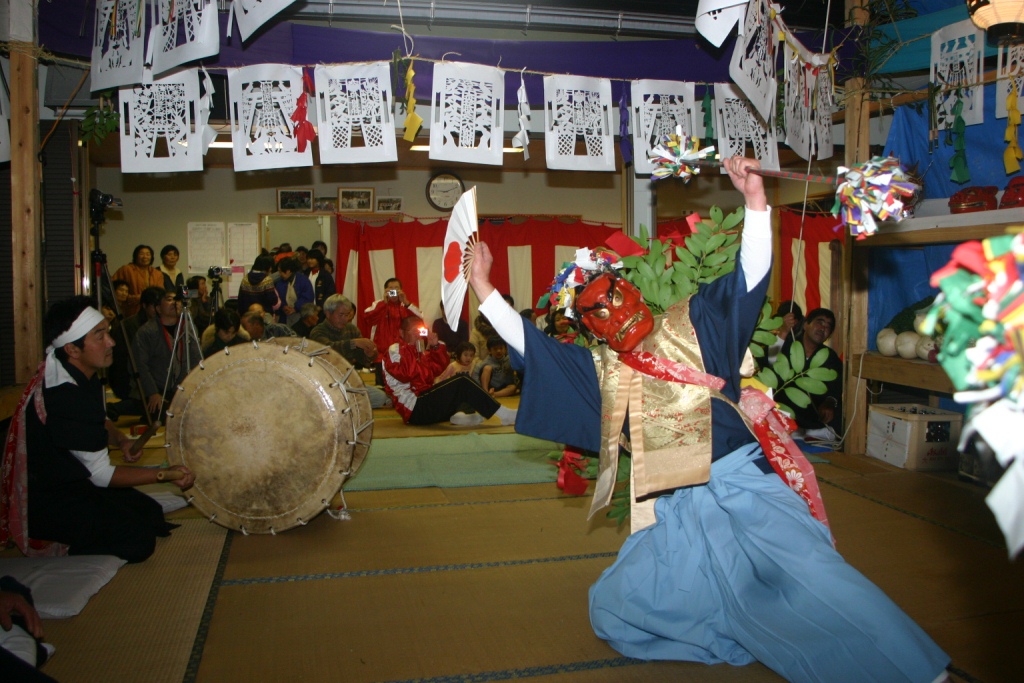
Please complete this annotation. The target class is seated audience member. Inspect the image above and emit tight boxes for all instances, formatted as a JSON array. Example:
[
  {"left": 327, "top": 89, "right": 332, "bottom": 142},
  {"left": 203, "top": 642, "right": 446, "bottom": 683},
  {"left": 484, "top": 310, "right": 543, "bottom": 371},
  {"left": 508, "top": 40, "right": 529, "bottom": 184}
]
[
  {"left": 545, "top": 308, "right": 582, "bottom": 344},
  {"left": 322, "top": 258, "right": 335, "bottom": 276},
  {"left": 186, "top": 275, "right": 213, "bottom": 333},
  {"left": 763, "top": 300, "right": 804, "bottom": 368},
  {"left": 130, "top": 290, "right": 203, "bottom": 419},
  {"left": 236, "top": 254, "right": 280, "bottom": 316},
  {"left": 773, "top": 307, "right": 843, "bottom": 440},
  {"left": 274, "top": 256, "right": 313, "bottom": 327},
  {"left": 107, "top": 286, "right": 166, "bottom": 415},
  {"left": 202, "top": 309, "right": 246, "bottom": 358},
  {"left": 240, "top": 310, "right": 294, "bottom": 341},
  {"left": 290, "top": 303, "right": 321, "bottom": 338},
  {"left": 310, "top": 295, "right": 377, "bottom": 368},
  {"left": 306, "top": 249, "right": 335, "bottom": 310},
  {"left": 520, "top": 308, "right": 536, "bottom": 325},
  {"left": 479, "top": 336, "right": 518, "bottom": 397},
  {"left": 112, "top": 244, "right": 165, "bottom": 318},
  {"left": 310, "top": 295, "right": 390, "bottom": 408},
  {"left": 111, "top": 279, "right": 130, "bottom": 314},
  {"left": 447, "top": 342, "right": 479, "bottom": 378},
  {"left": 1, "top": 576, "right": 56, "bottom": 681},
  {"left": 158, "top": 244, "right": 185, "bottom": 292},
  {"left": 1, "top": 296, "right": 194, "bottom": 563},
  {"left": 470, "top": 312, "right": 497, "bottom": 362},
  {"left": 364, "top": 277, "right": 421, "bottom": 355},
  {"left": 432, "top": 301, "right": 469, "bottom": 350},
  {"left": 382, "top": 315, "right": 517, "bottom": 427}
]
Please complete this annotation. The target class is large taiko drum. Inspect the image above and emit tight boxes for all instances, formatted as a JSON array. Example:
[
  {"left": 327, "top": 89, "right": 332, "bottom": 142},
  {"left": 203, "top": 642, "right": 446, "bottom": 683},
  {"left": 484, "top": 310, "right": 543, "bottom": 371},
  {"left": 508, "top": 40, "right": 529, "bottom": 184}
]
[{"left": 164, "top": 337, "right": 373, "bottom": 534}]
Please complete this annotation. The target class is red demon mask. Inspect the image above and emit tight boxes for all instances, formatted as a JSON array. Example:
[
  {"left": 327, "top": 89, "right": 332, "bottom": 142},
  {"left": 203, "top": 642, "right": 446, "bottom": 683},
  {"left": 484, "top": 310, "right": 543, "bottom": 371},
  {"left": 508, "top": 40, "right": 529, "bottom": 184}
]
[{"left": 575, "top": 273, "right": 654, "bottom": 352}]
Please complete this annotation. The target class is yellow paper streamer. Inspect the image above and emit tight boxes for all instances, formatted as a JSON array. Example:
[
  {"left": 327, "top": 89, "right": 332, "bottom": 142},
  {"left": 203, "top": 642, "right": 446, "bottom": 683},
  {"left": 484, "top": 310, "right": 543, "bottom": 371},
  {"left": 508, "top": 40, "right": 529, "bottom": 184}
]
[
  {"left": 1005, "top": 82, "right": 1022, "bottom": 175},
  {"left": 403, "top": 59, "right": 422, "bottom": 142}
]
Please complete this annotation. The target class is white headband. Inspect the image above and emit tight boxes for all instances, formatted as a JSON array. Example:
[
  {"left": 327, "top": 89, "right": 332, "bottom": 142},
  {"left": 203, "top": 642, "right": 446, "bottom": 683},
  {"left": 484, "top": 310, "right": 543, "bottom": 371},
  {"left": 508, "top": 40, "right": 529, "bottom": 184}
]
[{"left": 44, "top": 306, "right": 106, "bottom": 388}]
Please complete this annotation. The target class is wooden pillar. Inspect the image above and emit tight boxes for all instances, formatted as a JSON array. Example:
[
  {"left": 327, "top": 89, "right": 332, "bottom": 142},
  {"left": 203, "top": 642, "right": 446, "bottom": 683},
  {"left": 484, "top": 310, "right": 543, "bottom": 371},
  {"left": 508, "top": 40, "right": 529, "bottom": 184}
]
[
  {"left": 842, "top": 0, "right": 871, "bottom": 454},
  {"left": 7, "top": 3, "right": 42, "bottom": 383}
]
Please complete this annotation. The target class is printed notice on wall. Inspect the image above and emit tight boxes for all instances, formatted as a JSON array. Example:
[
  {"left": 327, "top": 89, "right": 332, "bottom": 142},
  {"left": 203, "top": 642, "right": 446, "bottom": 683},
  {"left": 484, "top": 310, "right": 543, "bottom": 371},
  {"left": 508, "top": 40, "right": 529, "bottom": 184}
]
[
  {"left": 187, "top": 222, "right": 226, "bottom": 275},
  {"left": 227, "top": 222, "right": 259, "bottom": 298}
]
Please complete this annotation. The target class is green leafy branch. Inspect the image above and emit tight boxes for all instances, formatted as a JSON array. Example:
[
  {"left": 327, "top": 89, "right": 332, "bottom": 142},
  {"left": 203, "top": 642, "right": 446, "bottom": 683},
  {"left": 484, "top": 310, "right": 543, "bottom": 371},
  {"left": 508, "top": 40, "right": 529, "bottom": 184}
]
[
  {"left": 755, "top": 344, "right": 838, "bottom": 419},
  {"left": 80, "top": 90, "right": 119, "bottom": 145}
]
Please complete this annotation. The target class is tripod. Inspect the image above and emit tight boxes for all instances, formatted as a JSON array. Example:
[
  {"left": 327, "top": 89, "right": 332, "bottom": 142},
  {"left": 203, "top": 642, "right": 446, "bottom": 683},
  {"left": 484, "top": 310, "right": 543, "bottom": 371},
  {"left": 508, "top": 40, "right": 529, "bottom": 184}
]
[
  {"left": 158, "top": 297, "right": 204, "bottom": 420},
  {"left": 89, "top": 194, "right": 154, "bottom": 427}
]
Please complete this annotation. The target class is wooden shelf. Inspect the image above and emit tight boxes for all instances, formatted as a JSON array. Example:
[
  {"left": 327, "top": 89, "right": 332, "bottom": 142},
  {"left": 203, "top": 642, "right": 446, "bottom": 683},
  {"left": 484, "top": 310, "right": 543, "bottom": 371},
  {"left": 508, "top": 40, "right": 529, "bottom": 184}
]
[
  {"left": 864, "top": 208, "right": 1022, "bottom": 247},
  {"left": 852, "top": 353, "right": 954, "bottom": 395}
]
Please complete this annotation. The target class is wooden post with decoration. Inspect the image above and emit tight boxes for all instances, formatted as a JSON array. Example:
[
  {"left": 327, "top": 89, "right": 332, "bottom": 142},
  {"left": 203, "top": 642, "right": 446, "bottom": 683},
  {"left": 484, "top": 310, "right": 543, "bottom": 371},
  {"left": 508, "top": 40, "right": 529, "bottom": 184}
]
[
  {"left": 6, "top": 4, "right": 43, "bottom": 384},
  {"left": 843, "top": 0, "right": 872, "bottom": 455}
]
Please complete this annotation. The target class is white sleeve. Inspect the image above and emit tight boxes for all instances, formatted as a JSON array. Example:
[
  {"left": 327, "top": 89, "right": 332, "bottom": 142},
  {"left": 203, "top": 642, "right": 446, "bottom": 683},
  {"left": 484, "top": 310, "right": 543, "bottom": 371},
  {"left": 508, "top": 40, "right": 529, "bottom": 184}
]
[
  {"left": 478, "top": 290, "right": 526, "bottom": 356},
  {"left": 740, "top": 207, "right": 772, "bottom": 293},
  {"left": 71, "top": 448, "right": 116, "bottom": 488}
]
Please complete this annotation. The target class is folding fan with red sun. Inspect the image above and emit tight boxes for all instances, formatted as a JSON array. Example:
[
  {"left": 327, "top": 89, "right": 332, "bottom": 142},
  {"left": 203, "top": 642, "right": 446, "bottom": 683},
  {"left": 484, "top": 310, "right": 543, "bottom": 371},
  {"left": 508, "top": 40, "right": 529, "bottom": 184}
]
[{"left": 441, "top": 186, "right": 479, "bottom": 333}]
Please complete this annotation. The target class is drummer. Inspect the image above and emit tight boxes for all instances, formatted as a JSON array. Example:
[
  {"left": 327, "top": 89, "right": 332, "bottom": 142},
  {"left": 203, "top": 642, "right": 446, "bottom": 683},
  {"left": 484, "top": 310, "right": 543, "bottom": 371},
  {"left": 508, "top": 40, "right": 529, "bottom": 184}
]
[{"left": 1, "top": 296, "right": 195, "bottom": 563}]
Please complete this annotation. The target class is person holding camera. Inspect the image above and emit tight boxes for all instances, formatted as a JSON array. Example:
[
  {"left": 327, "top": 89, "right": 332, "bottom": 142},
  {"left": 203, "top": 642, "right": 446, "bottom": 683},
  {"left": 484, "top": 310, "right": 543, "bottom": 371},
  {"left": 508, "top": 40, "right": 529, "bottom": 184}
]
[
  {"left": 381, "top": 315, "right": 517, "bottom": 427},
  {"left": 363, "top": 277, "right": 421, "bottom": 362}
]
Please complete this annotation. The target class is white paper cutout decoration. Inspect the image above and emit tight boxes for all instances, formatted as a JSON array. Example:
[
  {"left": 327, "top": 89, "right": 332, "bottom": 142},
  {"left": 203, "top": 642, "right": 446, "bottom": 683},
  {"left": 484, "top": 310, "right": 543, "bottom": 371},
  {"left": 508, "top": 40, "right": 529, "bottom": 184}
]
[
  {"left": 714, "top": 83, "right": 779, "bottom": 171},
  {"left": 729, "top": 0, "right": 776, "bottom": 125},
  {"left": 931, "top": 18, "right": 985, "bottom": 129},
  {"left": 997, "top": 44, "right": 1024, "bottom": 120},
  {"left": 630, "top": 80, "right": 699, "bottom": 175},
  {"left": 119, "top": 69, "right": 203, "bottom": 173},
  {"left": 149, "top": 0, "right": 220, "bottom": 78},
  {"left": 512, "top": 71, "right": 532, "bottom": 160},
  {"left": 91, "top": 0, "right": 146, "bottom": 91},
  {"left": 428, "top": 62, "right": 505, "bottom": 166},
  {"left": 314, "top": 62, "right": 397, "bottom": 164},
  {"left": 198, "top": 67, "right": 217, "bottom": 155},
  {"left": 230, "top": 0, "right": 299, "bottom": 42},
  {"left": 543, "top": 75, "right": 615, "bottom": 172},
  {"left": 695, "top": 0, "right": 748, "bottom": 48},
  {"left": 441, "top": 186, "right": 479, "bottom": 334},
  {"left": 783, "top": 40, "right": 834, "bottom": 161},
  {"left": 227, "top": 64, "right": 313, "bottom": 171}
]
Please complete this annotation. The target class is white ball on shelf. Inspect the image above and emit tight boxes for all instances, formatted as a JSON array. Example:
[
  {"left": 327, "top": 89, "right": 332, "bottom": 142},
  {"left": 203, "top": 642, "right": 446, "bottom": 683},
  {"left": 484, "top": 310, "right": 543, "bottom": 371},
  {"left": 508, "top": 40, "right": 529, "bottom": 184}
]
[
  {"left": 876, "top": 328, "right": 898, "bottom": 356},
  {"left": 896, "top": 331, "right": 921, "bottom": 359},
  {"left": 915, "top": 335, "right": 936, "bottom": 361}
]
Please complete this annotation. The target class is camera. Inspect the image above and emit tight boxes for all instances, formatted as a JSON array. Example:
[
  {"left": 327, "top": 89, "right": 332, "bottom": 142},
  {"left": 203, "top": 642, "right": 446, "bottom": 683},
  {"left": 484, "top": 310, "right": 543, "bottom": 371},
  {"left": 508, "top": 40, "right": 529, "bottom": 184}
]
[
  {"left": 208, "top": 266, "right": 228, "bottom": 278},
  {"left": 180, "top": 286, "right": 199, "bottom": 300},
  {"left": 418, "top": 326, "right": 428, "bottom": 337},
  {"left": 387, "top": 289, "right": 399, "bottom": 297},
  {"left": 89, "top": 188, "right": 123, "bottom": 225}
]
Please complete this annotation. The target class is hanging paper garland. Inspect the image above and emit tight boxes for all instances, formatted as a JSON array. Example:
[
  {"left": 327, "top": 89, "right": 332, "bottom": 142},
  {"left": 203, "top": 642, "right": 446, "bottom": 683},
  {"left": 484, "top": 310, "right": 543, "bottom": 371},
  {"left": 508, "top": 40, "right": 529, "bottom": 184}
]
[
  {"left": 1005, "top": 82, "right": 1023, "bottom": 176},
  {"left": 402, "top": 59, "right": 423, "bottom": 142}
]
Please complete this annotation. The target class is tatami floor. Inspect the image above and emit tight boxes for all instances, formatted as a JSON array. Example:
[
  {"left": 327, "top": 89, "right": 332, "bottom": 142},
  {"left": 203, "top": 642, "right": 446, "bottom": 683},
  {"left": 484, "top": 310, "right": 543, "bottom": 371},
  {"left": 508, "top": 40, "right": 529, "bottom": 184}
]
[{"left": 14, "top": 399, "right": 1024, "bottom": 683}]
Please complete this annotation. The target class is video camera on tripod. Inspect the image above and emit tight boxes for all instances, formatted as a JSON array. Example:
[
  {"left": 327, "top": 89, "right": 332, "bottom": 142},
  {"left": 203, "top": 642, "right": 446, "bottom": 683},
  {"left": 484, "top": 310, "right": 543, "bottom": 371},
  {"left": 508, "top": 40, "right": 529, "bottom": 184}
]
[{"left": 207, "top": 265, "right": 230, "bottom": 280}]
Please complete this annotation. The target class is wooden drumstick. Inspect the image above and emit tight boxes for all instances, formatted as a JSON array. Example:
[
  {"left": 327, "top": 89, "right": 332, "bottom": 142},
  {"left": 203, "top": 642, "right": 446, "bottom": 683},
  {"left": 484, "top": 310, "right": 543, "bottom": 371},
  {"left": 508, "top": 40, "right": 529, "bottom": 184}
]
[
  {"left": 128, "top": 420, "right": 162, "bottom": 458},
  {"left": 156, "top": 469, "right": 185, "bottom": 482}
]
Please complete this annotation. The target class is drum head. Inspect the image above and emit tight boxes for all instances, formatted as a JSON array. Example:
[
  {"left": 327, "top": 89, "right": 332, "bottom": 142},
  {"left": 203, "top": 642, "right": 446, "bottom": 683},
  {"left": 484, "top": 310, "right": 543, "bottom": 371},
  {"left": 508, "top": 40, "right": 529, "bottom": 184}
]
[{"left": 165, "top": 337, "right": 373, "bottom": 533}]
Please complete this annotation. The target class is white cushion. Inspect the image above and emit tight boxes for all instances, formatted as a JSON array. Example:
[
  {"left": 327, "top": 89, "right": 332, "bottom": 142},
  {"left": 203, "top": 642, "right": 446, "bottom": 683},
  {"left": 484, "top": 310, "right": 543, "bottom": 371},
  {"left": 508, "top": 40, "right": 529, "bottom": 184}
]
[
  {"left": 145, "top": 490, "right": 189, "bottom": 514},
  {"left": 0, "top": 555, "right": 126, "bottom": 618}
]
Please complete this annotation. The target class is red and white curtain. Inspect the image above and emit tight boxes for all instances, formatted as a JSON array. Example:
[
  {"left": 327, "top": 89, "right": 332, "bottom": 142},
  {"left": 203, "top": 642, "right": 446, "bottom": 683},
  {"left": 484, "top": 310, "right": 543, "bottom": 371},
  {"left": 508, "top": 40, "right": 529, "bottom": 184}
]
[
  {"left": 778, "top": 209, "right": 844, "bottom": 314},
  {"left": 334, "top": 218, "right": 622, "bottom": 336}
]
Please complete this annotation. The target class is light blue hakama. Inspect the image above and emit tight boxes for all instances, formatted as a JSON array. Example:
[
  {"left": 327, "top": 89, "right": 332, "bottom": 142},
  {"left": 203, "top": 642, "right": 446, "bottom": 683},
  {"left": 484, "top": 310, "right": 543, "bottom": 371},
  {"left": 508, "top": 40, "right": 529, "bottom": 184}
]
[{"left": 589, "top": 444, "right": 950, "bottom": 683}]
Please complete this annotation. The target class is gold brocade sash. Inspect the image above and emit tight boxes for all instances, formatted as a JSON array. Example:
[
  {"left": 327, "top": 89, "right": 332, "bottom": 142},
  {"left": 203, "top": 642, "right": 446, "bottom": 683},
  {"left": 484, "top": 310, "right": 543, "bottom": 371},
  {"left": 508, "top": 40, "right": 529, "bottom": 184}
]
[{"left": 588, "top": 299, "right": 714, "bottom": 520}]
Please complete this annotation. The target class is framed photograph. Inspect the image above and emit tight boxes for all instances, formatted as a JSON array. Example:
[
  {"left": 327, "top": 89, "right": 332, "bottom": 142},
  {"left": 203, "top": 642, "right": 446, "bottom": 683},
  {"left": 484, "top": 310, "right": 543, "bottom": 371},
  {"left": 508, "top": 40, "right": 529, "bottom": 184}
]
[
  {"left": 375, "top": 196, "right": 403, "bottom": 213},
  {"left": 277, "top": 188, "right": 314, "bottom": 212},
  {"left": 313, "top": 196, "right": 337, "bottom": 212},
  {"left": 338, "top": 187, "right": 375, "bottom": 213}
]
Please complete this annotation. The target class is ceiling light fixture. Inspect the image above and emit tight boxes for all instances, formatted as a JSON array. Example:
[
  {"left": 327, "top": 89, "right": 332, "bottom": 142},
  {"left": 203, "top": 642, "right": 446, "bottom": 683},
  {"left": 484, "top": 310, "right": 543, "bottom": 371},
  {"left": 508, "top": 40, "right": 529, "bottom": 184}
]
[{"left": 967, "top": 0, "right": 1024, "bottom": 45}]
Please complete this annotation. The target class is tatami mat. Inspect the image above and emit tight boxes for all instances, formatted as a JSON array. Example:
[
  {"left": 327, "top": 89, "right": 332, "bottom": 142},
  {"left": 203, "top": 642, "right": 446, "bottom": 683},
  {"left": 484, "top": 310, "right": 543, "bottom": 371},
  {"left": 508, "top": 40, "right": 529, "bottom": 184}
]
[{"left": 39, "top": 519, "right": 227, "bottom": 683}]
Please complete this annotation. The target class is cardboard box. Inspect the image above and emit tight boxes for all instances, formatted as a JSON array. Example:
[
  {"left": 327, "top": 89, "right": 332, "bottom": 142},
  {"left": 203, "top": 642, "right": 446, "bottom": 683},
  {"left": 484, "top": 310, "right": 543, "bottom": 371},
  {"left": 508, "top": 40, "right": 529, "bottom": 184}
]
[{"left": 866, "top": 403, "right": 963, "bottom": 471}]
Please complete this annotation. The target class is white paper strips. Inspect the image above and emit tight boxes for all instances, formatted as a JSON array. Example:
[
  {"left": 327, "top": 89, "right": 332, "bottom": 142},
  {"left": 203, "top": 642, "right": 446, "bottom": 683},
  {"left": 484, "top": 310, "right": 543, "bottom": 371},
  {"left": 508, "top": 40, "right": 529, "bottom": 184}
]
[
  {"left": 149, "top": 0, "right": 220, "bottom": 78},
  {"left": 695, "top": 0, "right": 748, "bottom": 48},
  {"left": 230, "top": 0, "right": 299, "bottom": 42},
  {"left": 543, "top": 75, "right": 614, "bottom": 172},
  {"left": 729, "top": 0, "right": 776, "bottom": 125},
  {"left": 715, "top": 83, "right": 779, "bottom": 171},
  {"left": 630, "top": 80, "right": 699, "bottom": 175},
  {"left": 931, "top": 19, "right": 985, "bottom": 129},
  {"left": 91, "top": 0, "right": 146, "bottom": 91},
  {"left": 119, "top": 69, "right": 203, "bottom": 173},
  {"left": 227, "top": 64, "right": 313, "bottom": 171},
  {"left": 315, "top": 62, "right": 397, "bottom": 164},
  {"left": 198, "top": 67, "right": 217, "bottom": 155},
  {"left": 429, "top": 62, "right": 505, "bottom": 166},
  {"left": 512, "top": 71, "right": 532, "bottom": 160},
  {"left": 442, "top": 187, "right": 479, "bottom": 333},
  {"left": 997, "top": 44, "right": 1024, "bottom": 120},
  {"left": 783, "top": 42, "right": 834, "bottom": 161}
]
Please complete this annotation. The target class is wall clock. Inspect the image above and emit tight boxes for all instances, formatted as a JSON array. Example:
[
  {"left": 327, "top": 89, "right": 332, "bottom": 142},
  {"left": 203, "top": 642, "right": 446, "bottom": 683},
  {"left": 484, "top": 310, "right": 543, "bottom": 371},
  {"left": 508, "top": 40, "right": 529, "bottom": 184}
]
[{"left": 426, "top": 171, "right": 465, "bottom": 211}]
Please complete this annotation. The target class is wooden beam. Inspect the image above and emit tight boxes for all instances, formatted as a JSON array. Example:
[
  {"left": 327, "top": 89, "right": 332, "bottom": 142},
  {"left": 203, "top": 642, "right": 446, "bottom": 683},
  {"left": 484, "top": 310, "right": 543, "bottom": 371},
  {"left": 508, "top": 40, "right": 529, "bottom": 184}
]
[{"left": 9, "top": 43, "right": 42, "bottom": 383}]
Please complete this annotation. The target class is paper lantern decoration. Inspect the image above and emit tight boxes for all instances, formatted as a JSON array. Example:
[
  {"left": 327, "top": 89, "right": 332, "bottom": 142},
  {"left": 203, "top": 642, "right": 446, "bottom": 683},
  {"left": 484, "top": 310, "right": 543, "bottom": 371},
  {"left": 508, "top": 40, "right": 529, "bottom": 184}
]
[{"left": 968, "top": 0, "right": 1024, "bottom": 45}]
